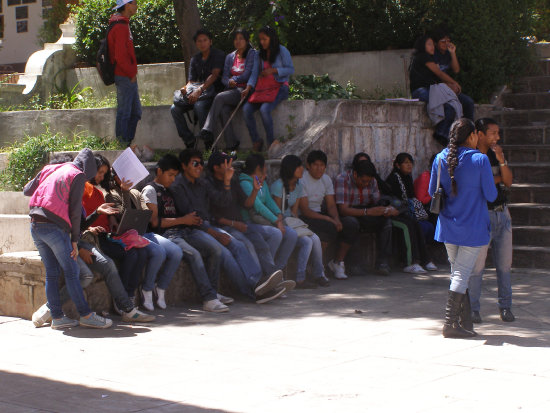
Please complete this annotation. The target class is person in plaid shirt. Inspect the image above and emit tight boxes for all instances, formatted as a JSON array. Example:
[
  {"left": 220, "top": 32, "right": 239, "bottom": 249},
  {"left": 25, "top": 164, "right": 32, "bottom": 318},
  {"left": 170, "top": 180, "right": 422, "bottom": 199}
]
[{"left": 334, "top": 158, "right": 398, "bottom": 275}]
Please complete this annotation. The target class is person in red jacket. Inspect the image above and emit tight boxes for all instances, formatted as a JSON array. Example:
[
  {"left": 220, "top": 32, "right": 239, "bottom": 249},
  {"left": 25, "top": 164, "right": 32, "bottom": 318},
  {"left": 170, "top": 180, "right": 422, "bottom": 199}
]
[{"left": 108, "top": 0, "right": 140, "bottom": 146}]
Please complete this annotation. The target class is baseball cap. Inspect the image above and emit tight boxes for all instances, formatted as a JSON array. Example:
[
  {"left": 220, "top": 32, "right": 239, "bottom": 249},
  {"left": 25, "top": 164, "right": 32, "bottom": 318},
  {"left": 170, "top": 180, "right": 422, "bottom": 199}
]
[{"left": 113, "top": 0, "right": 133, "bottom": 10}]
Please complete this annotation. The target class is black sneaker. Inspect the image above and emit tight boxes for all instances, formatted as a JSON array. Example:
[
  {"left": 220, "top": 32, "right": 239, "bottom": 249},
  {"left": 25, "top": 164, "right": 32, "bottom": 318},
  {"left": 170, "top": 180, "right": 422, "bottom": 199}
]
[
  {"left": 315, "top": 276, "right": 331, "bottom": 287},
  {"left": 472, "top": 311, "right": 482, "bottom": 324},
  {"left": 184, "top": 139, "right": 197, "bottom": 149},
  {"left": 200, "top": 130, "right": 214, "bottom": 149},
  {"left": 256, "top": 286, "right": 286, "bottom": 304},
  {"left": 255, "top": 270, "right": 283, "bottom": 296},
  {"left": 296, "top": 280, "right": 318, "bottom": 289},
  {"left": 500, "top": 308, "right": 515, "bottom": 322}
]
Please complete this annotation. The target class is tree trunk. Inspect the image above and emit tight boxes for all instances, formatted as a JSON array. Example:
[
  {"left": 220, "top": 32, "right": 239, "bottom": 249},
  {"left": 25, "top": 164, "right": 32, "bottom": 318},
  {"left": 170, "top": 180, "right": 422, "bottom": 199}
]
[{"left": 173, "top": 0, "right": 202, "bottom": 80}]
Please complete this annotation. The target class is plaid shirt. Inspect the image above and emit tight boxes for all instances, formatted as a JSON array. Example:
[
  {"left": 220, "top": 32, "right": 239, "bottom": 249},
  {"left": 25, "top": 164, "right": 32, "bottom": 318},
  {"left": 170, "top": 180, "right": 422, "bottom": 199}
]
[{"left": 334, "top": 171, "right": 380, "bottom": 207}]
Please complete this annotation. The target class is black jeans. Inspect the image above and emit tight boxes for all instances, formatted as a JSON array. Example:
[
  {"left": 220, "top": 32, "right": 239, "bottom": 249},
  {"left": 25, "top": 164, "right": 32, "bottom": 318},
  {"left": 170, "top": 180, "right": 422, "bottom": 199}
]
[
  {"left": 345, "top": 215, "right": 392, "bottom": 266},
  {"left": 301, "top": 215, "right": 358, "bottom": 245},
  {"left": 392, "top": 214, "right": 430, "bottom": 265}
]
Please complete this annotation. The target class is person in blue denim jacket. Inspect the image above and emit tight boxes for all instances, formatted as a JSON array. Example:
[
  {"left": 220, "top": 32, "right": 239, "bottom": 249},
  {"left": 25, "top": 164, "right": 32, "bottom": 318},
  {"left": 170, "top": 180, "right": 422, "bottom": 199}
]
[{"left": 243, "top": 26, "right": 294, "bottom": 152}]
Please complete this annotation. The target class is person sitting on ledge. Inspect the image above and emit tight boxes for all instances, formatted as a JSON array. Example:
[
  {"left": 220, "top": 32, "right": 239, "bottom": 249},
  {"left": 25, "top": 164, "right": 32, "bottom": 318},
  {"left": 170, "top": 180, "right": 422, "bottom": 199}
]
[{"left": 334, "top": 159, "right": 398, "bottom": 276}]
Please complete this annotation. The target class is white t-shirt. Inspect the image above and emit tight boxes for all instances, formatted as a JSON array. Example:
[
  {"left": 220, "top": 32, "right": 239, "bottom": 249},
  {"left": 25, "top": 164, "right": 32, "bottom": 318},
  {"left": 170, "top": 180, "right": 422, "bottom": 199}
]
[
  {"left": 300, "top": 171, "right": 335, "bottom": 213},
  {"left": 141, "top": 185, "right": 158, "bottom": 205}
]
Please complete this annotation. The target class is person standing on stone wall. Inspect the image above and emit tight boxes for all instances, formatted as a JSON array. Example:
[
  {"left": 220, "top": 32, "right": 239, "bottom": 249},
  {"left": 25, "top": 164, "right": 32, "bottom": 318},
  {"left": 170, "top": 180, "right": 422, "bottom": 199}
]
[
  {"left": 108, "top": 0, "right": 141, "bottom": 147},
  {"left": 468, "top": 118, "right": 515, "bottom": 323}
]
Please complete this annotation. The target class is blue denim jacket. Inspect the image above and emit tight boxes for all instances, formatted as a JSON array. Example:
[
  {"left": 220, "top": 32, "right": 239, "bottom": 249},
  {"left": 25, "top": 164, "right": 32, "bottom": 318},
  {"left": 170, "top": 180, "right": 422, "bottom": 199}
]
[
  {"left": 221, "top": 49, "right": 259, "bottom": 88},
  {"left": 248, "top": 45, "right": 294, "bottom": 87}
]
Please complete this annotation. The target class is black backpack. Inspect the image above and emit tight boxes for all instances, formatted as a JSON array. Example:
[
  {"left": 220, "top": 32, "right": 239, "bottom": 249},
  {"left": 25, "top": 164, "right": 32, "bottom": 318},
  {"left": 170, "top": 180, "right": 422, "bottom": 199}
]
[{"left": 96, "top": 20, "right": 127, "bottom": 86}]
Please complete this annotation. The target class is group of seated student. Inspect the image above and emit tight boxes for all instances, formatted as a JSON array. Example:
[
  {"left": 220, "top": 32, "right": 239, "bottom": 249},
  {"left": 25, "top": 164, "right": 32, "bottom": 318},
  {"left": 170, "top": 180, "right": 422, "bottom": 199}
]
[
  {"left": 409, "top": 28, "right": 474, "bottom": 147},
  {"left": 170, "top": 26, "right": 294, "bottom": 153}
]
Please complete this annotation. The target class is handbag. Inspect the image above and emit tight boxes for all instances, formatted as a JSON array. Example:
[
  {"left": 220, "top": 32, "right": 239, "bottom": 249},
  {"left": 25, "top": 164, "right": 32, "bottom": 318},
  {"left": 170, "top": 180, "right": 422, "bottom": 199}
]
[
  {"left": 173, "top": 83, "right": 215, "bottom": 108},
  {"left": 282, "top": 185, "right": 313, "bottom": 237},
  {"left": 394, "top": 172, "right": 428, "bottom": 221},
  {"left": 430, "top": 158, "right": 445, "bottom": 214},
  {"left": 248, "top": 63, "right": 281, "bottom": 103}
]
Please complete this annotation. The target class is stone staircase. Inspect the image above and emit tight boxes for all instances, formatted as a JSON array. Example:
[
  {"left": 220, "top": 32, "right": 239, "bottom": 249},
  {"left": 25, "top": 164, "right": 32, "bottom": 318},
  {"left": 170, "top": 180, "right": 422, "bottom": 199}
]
[{"left": 493, "top": 55, "right": 550, "bottom": 270}]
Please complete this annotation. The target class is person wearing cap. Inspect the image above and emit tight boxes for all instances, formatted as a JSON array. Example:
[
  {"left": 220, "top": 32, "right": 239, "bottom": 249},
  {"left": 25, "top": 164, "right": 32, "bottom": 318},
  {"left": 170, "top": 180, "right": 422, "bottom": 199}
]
[{"left": 108, "top": 0, "right": 141, "bottom": 146}]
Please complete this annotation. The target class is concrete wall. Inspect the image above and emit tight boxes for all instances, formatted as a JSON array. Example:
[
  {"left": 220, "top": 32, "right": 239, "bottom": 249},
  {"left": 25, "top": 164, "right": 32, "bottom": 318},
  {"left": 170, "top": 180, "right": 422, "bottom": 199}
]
[{"left": 293, "top": 49, "right": 412, "bottom": 98}]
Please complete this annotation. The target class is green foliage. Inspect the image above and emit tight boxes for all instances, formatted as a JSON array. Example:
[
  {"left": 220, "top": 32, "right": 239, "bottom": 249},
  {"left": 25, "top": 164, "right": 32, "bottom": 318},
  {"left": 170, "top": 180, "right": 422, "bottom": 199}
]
[
  {"left": 72, "top": 0, "right": 182, "bottom": 65},
  {"left": 0, "top": 129, "right": 123, "bottom": 191},
  {"left": 533, "top": 0, "right": 550, "bottom": 40},
  {"left": 288, "top": 74, "right": 359, "bottom": 101}
]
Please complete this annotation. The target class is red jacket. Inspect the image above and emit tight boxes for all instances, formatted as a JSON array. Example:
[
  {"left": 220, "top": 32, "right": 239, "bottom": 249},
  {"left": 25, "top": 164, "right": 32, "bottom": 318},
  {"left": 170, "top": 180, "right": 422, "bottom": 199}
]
[
  {"left": 414, "top": 171, "right": 432, "bottom": 205},
  {"left": 107, "top": 14, "right": 137, "bottom": 79}
]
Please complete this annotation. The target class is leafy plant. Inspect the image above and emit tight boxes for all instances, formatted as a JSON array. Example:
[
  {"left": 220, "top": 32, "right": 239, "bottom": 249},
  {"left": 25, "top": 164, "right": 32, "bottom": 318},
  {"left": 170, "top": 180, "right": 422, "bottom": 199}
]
[
  {"left": 0, "top": 128, "right": 123, "bottom": 191},
  {"left": 288, "top": 74, "right": 359, "bottom": 101},
  {"left": 72, "top": 0, "right": 182, "bottom": 66}
]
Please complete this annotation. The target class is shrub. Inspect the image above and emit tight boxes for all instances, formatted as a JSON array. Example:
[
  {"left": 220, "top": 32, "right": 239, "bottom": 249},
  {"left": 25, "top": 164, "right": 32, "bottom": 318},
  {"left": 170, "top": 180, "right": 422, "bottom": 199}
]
[
  {"left": 72, "top": 0, "right": 182, "bottom": 65},
  {"left": 288, "top": 75, "right": 358, "bottom": 101},
  {"left": 0, "top": 129, "right": 123, "bottom": 191}
]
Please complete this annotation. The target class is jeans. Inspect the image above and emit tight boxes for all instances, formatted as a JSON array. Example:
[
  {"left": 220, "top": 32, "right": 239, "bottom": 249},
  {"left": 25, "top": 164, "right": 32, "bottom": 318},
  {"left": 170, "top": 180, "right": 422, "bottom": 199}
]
[
  {"left": 30, "top": 222, "right": 91, "bottom": 319},
  {"left": 99, "top": 236, "right": 147, "bottom": 298},
  {"left": 170, "top": 98, "right": 214, "bottom": 145},
  {"left": 295, "top": 233, "right": 325, "bottom": 282},
  {"left": 142, "top": 233, "right": 183, "bottom": 291},
  {"left": 164, "top": 228, "right": 220, "bottom": 301},
  {"left": 346, "top": 215, "right": 392, "bottom": 266},
  {"left": 243, "top": 84, "right": 289, "bottom": 146},
  {"left": 272, "top": 225, "right": 298, "bottom": 270},
  {"left": 78, "top": 242, "right": 134, "bottom": 313},
  {"left": 58, "top": 257, "right": 94, "bottom": 305},
  {"left": 445, "top": 243, "right": 485, "bottom": 294},
  {"left": 115, "top": 75, "right": 142, "bottom": 146},
  {"left": 214, "top": 227, "right": 263, "bottom": 299},
  {"left": 203, "top": 87, "right": 243, "bottom": 148},
  {"left": 468, "top": 208, "right": 513, "bottom": 311}
]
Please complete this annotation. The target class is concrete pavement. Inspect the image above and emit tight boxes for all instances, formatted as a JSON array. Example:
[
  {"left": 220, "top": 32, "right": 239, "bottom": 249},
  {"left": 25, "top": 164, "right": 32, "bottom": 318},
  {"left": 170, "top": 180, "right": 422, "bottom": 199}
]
[{"left": 1, "top": 267, "right": 549, "bottom": 413}]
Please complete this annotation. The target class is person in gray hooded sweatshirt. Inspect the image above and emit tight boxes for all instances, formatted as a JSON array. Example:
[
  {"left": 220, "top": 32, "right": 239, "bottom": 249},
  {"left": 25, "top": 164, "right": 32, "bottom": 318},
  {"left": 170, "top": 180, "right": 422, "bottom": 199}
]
[{"left": 24, "top": 148, "right": 113, "bottom": 330}]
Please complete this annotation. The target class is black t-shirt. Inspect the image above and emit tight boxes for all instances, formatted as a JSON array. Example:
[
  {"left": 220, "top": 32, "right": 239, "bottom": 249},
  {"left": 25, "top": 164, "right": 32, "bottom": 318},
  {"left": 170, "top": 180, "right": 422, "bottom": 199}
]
[
  {"left": 487, "top": 149, "right": 509, "bottom": 208},
  {"left": 188, "top": 48, "right": 225, "bottom": 93},
  {"left": 207, "top": 175, "right": 247, "bottom": 222},
  {"left": 409, "top": 52, "right": 440, "bottom": 93},
  {"left": 433, "top": 49, "right": 453, "bottom": 75}
]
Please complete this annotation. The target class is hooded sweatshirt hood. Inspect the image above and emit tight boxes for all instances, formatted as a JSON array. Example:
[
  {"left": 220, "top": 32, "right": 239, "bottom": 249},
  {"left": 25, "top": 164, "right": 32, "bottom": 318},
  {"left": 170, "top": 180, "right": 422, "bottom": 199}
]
[{"left": 73, "top": 148, "right": 97, "bottom": 181}]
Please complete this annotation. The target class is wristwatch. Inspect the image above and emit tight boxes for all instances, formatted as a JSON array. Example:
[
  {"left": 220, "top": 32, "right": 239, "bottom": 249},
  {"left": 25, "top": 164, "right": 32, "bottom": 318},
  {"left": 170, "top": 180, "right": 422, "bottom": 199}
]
[{"left": 499, "top": 160, "right": 508, "bottom": 167}]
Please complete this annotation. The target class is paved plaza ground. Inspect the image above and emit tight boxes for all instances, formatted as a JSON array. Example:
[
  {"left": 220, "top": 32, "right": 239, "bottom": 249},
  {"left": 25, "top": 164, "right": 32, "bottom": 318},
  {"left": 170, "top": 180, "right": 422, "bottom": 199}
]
[{"left": 1, "top": 267, "right": 549, "bottom": 413}]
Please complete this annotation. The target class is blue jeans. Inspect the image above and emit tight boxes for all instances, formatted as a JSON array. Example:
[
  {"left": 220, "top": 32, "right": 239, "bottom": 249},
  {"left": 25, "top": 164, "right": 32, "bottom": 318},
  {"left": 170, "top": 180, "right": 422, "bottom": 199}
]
[
  {"left": 115, "top": 75, "right": 142, "bottom": 146},
  {"left": 214, "top": 227, "right": 263, "bottom": 299},
  {"left": 164, "top": 228, "right": 221, "bottom": 301},
  {"left": 30, "top": 222, "right": 91, "bottom": 319},
  {"left": 468, "top": 208, "right": 513, "bottom": 311},
  {"left": 170, "top": 98, "right": 213, "bottom": 145},
  {"left": 243, "top": 85, "right": 289, "bottom": 146},
  {"left": 295, "top": 233, "right": 325, "bottom": 282},
  {"left": 58, "top": 257, "right": 94, "bottom": 305},
  {"left": 78, "top": 241, "right": 135, "bottom": 313},
  {"left": 142, "top": 233, "right": 183, "bottom": 291},
  {"left": 445, "top": 243, "right": 485, "bottom": 294}
]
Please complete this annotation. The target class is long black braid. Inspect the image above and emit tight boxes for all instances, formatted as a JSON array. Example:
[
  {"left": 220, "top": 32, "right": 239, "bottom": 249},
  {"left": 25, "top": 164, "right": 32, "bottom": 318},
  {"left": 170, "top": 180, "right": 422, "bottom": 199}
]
[{"left": 446, "top": 118, "right": 476, "bottom": 195}]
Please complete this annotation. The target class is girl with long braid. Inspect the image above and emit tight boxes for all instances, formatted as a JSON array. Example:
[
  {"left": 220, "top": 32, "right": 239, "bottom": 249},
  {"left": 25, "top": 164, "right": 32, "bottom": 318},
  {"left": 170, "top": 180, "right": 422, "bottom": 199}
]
[{"left": 429, "top": 119, "right": 497, "bottom": 338}]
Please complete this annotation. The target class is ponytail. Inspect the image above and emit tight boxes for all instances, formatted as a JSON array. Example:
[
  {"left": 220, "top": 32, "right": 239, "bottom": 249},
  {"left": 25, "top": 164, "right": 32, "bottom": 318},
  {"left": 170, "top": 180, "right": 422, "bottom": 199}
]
[{"left": 446, "top": 118, "right": 475, "bottom": 195}]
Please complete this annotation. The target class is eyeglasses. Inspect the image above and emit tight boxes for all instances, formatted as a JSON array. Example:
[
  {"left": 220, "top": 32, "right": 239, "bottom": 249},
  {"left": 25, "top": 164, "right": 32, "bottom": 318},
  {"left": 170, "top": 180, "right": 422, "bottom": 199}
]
[{"left": 192, "top": 160, "right": 204, "bottom": 167}]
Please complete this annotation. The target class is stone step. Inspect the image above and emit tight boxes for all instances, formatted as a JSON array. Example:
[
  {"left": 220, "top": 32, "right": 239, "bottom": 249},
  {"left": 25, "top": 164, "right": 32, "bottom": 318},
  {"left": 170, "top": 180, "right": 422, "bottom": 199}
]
[
  {"left": 0, "top": 214, "right": 35, "bottom": 254},
  {"left": 510, "top": 245, "right": 550, "bottom": 269},
  {"left": 508, "top": 162, "right": 550, "bottom": 183},
  {"left": 512, "top": 226, "right": 550, "bottom": 247},
  {"left": 502, "top": 92, "right": 550, "bottom": 110},
  {"left": 510, "top": 183, "right": 550, "bottom": 204},
  {"left": 508, "top": 203, "right": 550, "bottom": 226},
  {"left": 500, "top": 126, "right": 549, "bottom": 145},
  {"left": 492, "top": 108, "right": 550, "bottom": 127},
  {"left": 539, "top": 58, "right": 550, "bottom": 76},
  {"left": 514, "top": 76, "right": 550, "bottom": 93},
  {"left": 502, "top": 144, "right": 550, "bottom": 162}
]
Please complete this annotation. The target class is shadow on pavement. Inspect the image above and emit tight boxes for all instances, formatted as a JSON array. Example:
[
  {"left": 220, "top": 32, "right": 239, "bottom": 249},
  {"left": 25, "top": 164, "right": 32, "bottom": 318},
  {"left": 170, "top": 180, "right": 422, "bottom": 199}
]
[{"left": 0, "top": 370, "right": 232, "bottom": 413}]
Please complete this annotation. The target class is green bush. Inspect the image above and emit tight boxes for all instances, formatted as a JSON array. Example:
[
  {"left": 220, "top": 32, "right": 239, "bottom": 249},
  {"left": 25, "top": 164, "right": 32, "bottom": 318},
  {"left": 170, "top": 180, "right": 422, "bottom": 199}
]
[
  {"left": 289, "top": 74, "right": 358, "bottom": 101},
  {"left": 533, "top": 0, "right": 550, "bottom": 40},
  {"left": 0, "top": 129, "right": 123, "bottom": 191},
  {"left": 72, "top": 0, "right": 182, "bottom": 65}
]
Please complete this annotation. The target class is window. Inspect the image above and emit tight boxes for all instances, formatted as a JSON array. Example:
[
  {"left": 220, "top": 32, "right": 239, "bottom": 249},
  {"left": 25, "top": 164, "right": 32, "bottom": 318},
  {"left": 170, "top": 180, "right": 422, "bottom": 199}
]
[
  {"left": 16, "top": 20, "right": 28, "bottom": 33},
  {"left": 8, "top": 0, "right": 22, "bottom": 6},
  {"left": 23, "top": 0, "right": 37, "bottom": 3},
  {"left": 16, "top": 6, "right": 28, "bottom": 19}
]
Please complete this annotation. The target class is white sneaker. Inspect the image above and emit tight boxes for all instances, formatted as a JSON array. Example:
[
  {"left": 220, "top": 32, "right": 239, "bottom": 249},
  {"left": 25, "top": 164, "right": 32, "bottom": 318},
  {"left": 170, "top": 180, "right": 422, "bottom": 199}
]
[
  {"left": 425, "top": 261, "right": 438, "bottom": 271},
  {"left": 141, "top": 289, "right": 154, "bottom": 311},
  {"left": 403, "top": 264, "right": 427, "bottom": 274},
  {"left": 32, "top": 303, "right": 52, "bottom": 327},
  {"left": 154, "top": 286, "right": 167, "bottom": 309},
  {"left": 203, "top": 298, "right": 229, "bottom": 313},
  {"left": 217, "top": 293, "right": 234, "bottom": 305},
  {"left": 328, "top": 260, "right": 348, "bottom": 279},
  {"left": 122, "top": 308, "right": 156, "bottom": 323}
]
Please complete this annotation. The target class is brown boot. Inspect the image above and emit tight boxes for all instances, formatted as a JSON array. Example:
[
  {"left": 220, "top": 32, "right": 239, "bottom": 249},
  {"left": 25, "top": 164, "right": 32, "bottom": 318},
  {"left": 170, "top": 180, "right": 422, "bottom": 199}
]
[{"left": 442, "top": 290, "right": 477, "bottom": 338}]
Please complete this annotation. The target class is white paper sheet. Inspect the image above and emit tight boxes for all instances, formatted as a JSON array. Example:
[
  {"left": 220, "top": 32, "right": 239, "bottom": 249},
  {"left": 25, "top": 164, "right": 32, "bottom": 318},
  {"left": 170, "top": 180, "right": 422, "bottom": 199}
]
[{"left": 112, "top": 147, "right": 150, "bottom": 188}]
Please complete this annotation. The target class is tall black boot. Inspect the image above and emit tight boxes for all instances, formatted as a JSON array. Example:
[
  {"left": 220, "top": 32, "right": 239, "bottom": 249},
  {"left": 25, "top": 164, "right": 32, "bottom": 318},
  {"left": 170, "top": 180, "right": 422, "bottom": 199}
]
[
  {"left": 459, "top": 289, "right": 476, "bottom": 334},
  {"left": 443, "top": 290, "right": 477, "bottom": 338}
]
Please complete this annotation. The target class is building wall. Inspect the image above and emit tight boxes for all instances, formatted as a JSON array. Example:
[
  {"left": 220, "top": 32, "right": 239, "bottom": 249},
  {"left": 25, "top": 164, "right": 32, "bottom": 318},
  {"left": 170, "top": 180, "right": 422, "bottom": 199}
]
[{"left": 0, "top": 0, "right": 48, "bottom": 68}]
